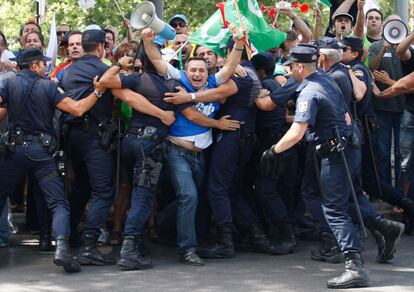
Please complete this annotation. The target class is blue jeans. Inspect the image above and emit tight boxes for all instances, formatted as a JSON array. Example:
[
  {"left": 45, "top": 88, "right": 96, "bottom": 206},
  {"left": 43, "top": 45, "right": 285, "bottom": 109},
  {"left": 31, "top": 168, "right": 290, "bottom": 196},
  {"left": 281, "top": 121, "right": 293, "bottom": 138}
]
[
  {"left": 122, "top": 134, "right": 160, "bottom": 236},
  {"left": 68, "top": 127, "right": 114, "bottom": 238},
  {"left": 0, "top": 142, "right": 70, "bottom": 237},
  {"left": 167, "top": 143, "right": 205, "bottom": 254},
  {"left": 375, "top": 110, "right": 402, "bottom": 191}
]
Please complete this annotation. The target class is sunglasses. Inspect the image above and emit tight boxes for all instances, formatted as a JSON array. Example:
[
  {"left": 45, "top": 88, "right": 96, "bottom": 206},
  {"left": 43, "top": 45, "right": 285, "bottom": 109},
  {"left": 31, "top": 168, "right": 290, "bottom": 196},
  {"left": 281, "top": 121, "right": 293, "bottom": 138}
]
[
  {"left": 56, "top": 31, "right": 68, "bottom": 36},
  {"left": 171, "top": 22, "right": 187, "bottom": 29}
]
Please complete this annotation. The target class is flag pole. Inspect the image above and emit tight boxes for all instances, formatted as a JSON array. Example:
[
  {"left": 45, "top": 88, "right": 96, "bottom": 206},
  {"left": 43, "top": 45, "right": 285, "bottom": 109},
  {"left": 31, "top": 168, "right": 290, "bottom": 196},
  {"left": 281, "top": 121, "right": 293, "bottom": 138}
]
[
  {"left": 113, "top": 0, "right": 127, "bottom": 19},
  {"left": 233, "top": 0, "right": 252, "bottom": 59}
]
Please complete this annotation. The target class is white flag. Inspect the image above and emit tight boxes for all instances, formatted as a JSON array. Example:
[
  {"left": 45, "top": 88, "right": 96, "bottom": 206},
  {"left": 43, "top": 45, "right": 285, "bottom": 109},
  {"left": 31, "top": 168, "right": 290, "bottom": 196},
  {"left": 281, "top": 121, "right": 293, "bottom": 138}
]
[
  {"left": 364, "top": 0, "right": 380, "bottom": 13},
  {"left": 36, "top": 0, "right": 48, "bottom": 23},
  {"left": 46, "top": 12, "right": 58, "bottom": 74}
]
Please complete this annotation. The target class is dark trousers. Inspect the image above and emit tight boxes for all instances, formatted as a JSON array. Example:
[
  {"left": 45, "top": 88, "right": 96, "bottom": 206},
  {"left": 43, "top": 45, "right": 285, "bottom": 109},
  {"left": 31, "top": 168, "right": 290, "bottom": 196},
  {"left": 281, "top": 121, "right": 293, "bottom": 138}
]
[
  {"left": 207, "top": 131, "right": 256, "bottom": 228},
  {"left": 0, "top": 142, "right": 69, "bottom": 237},
  {"left": 68, "top": 127, "right": 113, "bottom": 238},
  {"left": 122, "top": 134, "right": 160, "bottom": 236}
]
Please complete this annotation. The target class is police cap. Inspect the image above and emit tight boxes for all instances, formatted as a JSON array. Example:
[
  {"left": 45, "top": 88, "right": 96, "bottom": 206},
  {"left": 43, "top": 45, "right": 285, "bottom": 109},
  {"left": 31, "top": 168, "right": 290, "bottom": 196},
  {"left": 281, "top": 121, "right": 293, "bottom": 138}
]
[
  {"left": 318, "top": 36, "right": 344, "bottom": 50},
  {"left": 82, "top": 29, "right": 106, "bottom": 43},
  {"left": 252, "top": 52, "right": 275, "bottom": 73},
  {"left": 340, "top": 35, "right": 364, "bottom": 50},
  {"left": 283, "top": 44, "right": 318, "bottom": 65},
  {"left": 13, "top": 48, "right": 51, "bottom": 65}
]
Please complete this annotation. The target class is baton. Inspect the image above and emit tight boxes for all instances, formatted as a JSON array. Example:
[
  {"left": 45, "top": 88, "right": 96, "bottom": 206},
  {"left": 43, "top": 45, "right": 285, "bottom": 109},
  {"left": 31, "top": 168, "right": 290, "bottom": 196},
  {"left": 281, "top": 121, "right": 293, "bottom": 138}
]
[
  {"left": 114, "top": 117, "right": 121, "bottom": 206},
  {"left": 334, "top": 127, "right": 367, "bottom": 238},
  {"left": 364, "top": 116, "right": 383, "bottom": 199}
]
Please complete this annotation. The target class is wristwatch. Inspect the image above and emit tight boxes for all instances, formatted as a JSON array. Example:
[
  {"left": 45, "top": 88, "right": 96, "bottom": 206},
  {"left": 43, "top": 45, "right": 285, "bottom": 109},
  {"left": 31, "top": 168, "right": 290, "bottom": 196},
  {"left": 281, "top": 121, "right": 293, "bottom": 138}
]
[{"left": 94, "top": 90, "right": 103, "bottom": 99}]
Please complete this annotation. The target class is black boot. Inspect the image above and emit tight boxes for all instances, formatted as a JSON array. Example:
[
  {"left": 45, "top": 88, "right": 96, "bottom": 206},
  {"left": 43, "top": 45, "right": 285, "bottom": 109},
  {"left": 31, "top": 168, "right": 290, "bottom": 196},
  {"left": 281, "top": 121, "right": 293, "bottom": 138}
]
[
  {"left": 247, "top": 224, "right": 271, "bottom": 253},
  {"left": 39, "top": 226, "right": 54, "bottom": 252},
  {"left": 198, "top": 226, "right": 235, "bottom": 259},
  {"left": 310, "top": 232, "right": 343, "bottom": 263},
  {"left": 77, "top": 234, "right": 116, "bottom": 266},
  {"left": 327, "top": 253, "right": 369, "bottom": 288},
  {"left": 54, "top": 236, "right": 81, "bottom": 273},
  {"left": 117, "top": 235, "right": 153, "bottom": 270},
  {"left": 370, "top": 217, "right": 405, "bottom": 263},
  {"left": 269, "top": 224, "right": 297, "bottom": 255},
  {"left": 368, "top": 227, "right": 385, "bottom": 263}
]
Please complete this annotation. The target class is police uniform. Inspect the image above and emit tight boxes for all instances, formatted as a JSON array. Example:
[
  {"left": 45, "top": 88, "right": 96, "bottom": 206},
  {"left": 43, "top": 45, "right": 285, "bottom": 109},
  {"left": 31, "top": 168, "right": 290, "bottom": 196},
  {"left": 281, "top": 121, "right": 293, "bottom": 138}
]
[
  {"left": 272, "top": 45, "right": 369, "bottom": 288},
  {"left": 117, "top": 68, "right": 187, "bottom": 270},
  {"left": 251, "top": 53, "right": 297, "bottom": 254},
  {"left": 201, "top": 60, "right": 272, "bottom": 258},
  {"left": 60, "top": 29, "right": 115, "bottom": 265},
  {"left": 0, "top": 48, "right": 80, "bottom": 273}
]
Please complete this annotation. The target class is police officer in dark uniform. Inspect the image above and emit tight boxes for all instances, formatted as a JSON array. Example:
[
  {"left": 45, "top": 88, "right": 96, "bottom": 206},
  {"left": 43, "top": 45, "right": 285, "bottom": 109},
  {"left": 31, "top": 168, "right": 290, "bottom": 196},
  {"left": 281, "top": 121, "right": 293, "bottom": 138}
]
[
  {"left": 60, "top": 29, "right": 115, "bottom": 265},
  {"left": 0, "top": 48, "right": 104, "bottom": 273},
  {"left": 251, "top": 52, "right": 297, "bottom": 254},
  {"left": 99, "top": 44, "right": 182, "bottom": 270},
  {"left": 341, "top": 36, "right": 405, "bottom": 263},
  {"left": 262, "top": 45, "right": 369, "bottom": 288}
]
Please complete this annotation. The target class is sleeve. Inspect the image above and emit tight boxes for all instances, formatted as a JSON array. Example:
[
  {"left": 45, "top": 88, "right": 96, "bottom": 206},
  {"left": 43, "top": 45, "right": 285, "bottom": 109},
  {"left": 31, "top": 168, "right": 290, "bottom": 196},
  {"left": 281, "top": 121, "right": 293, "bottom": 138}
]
[
  {"left": 165, "top": 62, "right": 181, "bottom": 80},
  {"left": 214, "top": 71, "right": 226, "bottom": 85},
  {"left": 293, "top": 92, "right": 318, "bottom": 126},
  {"left": 172, "top": 80, "right": 192, "bottom": 113},
  {"left": 0, "top": 79, "right": 8, "bottom": 105},
  {"left": 270, "top": 76, "right": 299, "bottom": 105},
  {"left": 230, "top": 75, "right": 253, "bottom": 91},
  {"left": 50, "top": 82, "right": 66, "bottom": 107},
  {"left": 367, "top": 42, "right": 380, "bottom": 64},
  {"left": 119, "top": 73, "right": 140, "bottom": 90}
]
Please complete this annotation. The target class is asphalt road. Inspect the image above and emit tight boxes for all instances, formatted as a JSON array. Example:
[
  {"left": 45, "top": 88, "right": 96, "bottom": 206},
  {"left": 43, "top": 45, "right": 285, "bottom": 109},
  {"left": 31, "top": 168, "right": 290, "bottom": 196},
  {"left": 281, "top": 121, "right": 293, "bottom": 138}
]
[{"left": 1, "top": 231, "right": 413, "bottom": 292}]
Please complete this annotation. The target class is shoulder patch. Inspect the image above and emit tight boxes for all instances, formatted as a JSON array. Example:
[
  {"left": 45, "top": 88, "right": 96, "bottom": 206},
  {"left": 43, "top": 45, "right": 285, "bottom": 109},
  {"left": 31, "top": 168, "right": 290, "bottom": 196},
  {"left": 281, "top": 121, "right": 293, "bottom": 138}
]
[
  {"left": 297, "top": 101, "right": 308, "bottom": 113},
  {"left": 353, "top": 70, "right": 364, "bottom": 78}
]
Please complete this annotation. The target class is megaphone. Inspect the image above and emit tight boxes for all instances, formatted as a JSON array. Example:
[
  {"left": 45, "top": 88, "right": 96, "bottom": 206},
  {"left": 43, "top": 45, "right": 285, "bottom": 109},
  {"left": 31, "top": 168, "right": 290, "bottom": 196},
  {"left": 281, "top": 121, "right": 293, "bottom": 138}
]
[
  {"left": 383, "top": 19, "right": 408, "bottom": 45},
  {"left": 131, "top": 1, "right": 176, "bottom": 40}
]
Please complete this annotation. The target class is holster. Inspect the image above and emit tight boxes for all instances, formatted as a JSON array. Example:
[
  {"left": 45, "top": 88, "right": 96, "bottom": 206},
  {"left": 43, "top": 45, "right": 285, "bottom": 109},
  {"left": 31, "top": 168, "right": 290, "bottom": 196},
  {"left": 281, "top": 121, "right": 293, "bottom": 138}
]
[
  {"left": 134, "top": 142, "right": 164, "bottom": 190},
  {"left": 315, "top": 137, "right": 347, "bottom": 158},
  {"left": 99, "top": 121, "right": 117, "bottom": 152},
  {"left": 39, "top": 133, "right": 58, "bottom": 155}
]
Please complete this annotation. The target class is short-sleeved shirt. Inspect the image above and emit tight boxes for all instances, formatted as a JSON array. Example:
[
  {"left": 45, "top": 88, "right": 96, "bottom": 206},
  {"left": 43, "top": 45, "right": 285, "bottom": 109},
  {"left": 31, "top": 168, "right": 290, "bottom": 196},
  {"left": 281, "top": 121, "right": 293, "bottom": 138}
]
[
  {"left": 347, "top": 59, "right": 374, "bottom": 119},
  {"left": 220, "top": 62, "right": 259, "bottom": 133},
  {"left": 401, "top": 47, "right": 414, "bottom": 113},
  {"left": 120, "top": 71, "right": 188, "bottom": 138},
  {"left": 368, "top": 39, "right": 405, "bottom": 112},
  {"left": 0, "top": 69, "right": 65, "bottom": 136},
  {"left": 60, "top": 54, "right": 114, "bottom": 123},
  {"left": 326, "top": 62, "right": 353, "bottom": 112},
  {"left": 294, "top": 71, "right": 349, "bottom": 142},
  {"left": 256, "top": 75, "right": 285, "bottom": 133}
]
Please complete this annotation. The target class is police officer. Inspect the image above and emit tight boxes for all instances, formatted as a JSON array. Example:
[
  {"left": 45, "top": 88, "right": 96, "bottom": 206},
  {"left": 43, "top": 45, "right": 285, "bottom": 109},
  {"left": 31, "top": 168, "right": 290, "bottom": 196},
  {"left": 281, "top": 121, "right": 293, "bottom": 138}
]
[
  {"left": 251, "top": 52, "right": 297, "bottom": 254},
  {"left": 262, "top": 44, "right": 369, "bottom": 288},
  {"left": 60, "top": 28, "right": 115, "bottom": 265},
  {"left": 0, "top": 48, "right": 104, "bottom": 272},
  {"left": 99, "top": 42, "right": 181, "bottom": 270},
  {"left": 341, "top": 36, "right": 405, "bottom": 263}
]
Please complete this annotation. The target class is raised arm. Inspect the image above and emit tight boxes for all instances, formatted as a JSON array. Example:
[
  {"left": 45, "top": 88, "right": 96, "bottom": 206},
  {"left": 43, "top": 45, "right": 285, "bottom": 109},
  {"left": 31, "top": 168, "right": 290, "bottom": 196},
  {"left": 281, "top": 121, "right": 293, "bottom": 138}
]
[
  {"left": 352, "top": 0, "right": 365, "bottom": 38},
  {"left": 142, "top": 28, "right": 168, "bottom": 76},
  {"left": 396, "top": 31, "right": 414, "bottom": 61},
  {"left": 279, "top": 7, "right": 312, "bottom": 43},
  {"left": 216, "top": 32, "right": 244, "bottom": 81},
  {"left": 333, "top": 0, "right": 356, "bottom": 16}
]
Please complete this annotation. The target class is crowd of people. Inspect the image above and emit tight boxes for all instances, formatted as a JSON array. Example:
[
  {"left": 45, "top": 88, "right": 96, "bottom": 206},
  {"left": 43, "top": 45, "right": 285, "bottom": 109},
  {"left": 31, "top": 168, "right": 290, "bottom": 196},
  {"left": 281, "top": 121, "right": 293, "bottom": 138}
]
[{"left": 1, "top": 0, "right": 414, "bottom": 289}]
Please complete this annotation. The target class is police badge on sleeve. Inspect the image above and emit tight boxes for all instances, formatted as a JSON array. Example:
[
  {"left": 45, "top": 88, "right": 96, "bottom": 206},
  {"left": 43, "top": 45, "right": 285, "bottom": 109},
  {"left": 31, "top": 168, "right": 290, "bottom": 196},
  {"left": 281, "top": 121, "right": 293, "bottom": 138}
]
[{"left": 298, "top": 101, "right": 308, "bottom": 113}]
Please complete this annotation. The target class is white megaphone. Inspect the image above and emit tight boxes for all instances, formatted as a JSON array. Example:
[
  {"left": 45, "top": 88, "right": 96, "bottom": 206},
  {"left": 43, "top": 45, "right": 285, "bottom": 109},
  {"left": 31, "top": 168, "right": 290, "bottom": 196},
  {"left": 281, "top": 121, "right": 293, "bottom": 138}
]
[
  {"left": 383, "top": 19, "right": 408, "bottom": 45},
  {"left": 131, "top": 1, "right": 176, "bottom": 40}
]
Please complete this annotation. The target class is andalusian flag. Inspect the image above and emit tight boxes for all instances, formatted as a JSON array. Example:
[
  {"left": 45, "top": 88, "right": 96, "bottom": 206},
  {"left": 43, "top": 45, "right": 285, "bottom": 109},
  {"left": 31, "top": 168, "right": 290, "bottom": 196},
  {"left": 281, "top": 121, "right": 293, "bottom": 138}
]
[
  {"left": 318, "top": 0, "right": 332, "bottom": 8},
  {"left": 189, "top": 0, "right": 286, "bottom": 56}
]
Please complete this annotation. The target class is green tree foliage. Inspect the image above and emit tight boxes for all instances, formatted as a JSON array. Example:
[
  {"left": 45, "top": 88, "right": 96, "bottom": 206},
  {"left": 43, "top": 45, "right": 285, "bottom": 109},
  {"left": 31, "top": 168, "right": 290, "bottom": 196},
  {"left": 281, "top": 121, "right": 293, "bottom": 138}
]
[{"left": 0, "top": 0, "right": 402, "bottom": 50}]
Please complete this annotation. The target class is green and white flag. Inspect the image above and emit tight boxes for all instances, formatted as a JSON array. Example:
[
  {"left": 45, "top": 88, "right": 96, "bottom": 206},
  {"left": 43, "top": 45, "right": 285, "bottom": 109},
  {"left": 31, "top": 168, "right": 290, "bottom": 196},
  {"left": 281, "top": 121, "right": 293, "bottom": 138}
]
[
  {"left": 318, "top": 0, "right": 332, "bottom": 8},
  {"left": 189, "top": 0, "right": 286, "bottom": 56}
]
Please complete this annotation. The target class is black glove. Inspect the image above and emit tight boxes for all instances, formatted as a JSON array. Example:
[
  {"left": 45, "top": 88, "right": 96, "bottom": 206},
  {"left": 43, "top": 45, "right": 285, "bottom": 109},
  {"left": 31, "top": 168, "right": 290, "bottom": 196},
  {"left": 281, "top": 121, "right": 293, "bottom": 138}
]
[{"left": 260, "top": 145, "right": 279, "bottom": 178}]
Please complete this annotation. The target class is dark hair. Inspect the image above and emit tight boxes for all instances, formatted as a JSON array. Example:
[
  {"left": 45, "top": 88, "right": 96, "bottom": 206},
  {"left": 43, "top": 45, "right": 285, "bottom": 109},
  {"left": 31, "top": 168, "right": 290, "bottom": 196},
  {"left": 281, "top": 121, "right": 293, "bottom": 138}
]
[
  {"left": 194, "top": 44, "right": 218, "bottom": 57},
  {"left": 114, "top": 41, "right": 139, "bottom": 63},
  {"left": 104, "top": 29, "right": 115, "bottom": 41},
  {"left": 350, "top": 48, "right": 364, "bottom": 61},
  {"left": 24, "top": 31, "right": 45, "bottom": 48},
  {"left": 66, "top": 31, "right": 83, "bottom": 42},
  {"left": 20, "top": 21, "right": 42, "bottom": 36},
  {"left": 185, "top": 56, "right": 209, "bottom": 68},
  {"left": 280, "top": 30, "right": 298, "bottom": 51},
  {"left": 82, "top": 41, "right": 101, "bottom": 53},
  {"left": 136, "top": 40, "right": 158, "bottom": 73},
  {"left": 365, "top": 8, "right": 383, "bottom": 21},
  {"left": 0, "top": 31, "right": 7, "bottom": 47},
  {"left": 18, "top": 58, "right": 44, "bottom": 70}
]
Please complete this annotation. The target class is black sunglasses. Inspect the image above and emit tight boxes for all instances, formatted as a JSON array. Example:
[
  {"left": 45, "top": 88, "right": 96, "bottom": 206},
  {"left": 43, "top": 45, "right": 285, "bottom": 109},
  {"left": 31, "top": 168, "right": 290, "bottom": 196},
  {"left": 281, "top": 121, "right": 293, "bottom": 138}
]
[
  {"left": 171, "top": 22, "right": 187, "bottom": 29},
  {"left": 56, "top": 31, "right": 68, "bottom": 36}
]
